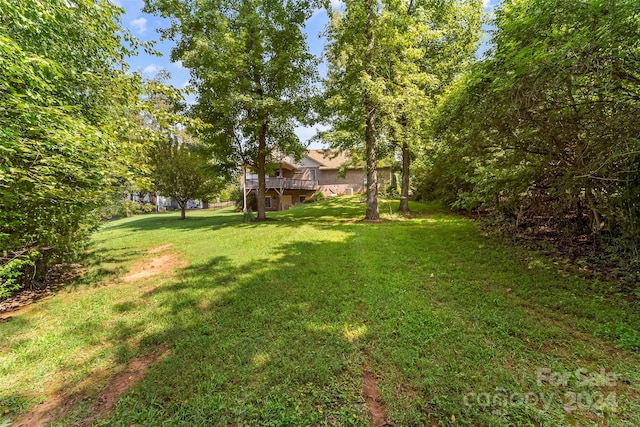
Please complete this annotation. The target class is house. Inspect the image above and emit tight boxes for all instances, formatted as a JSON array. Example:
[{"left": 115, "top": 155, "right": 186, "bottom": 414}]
[
  {"left": 242, "top": 149, "right": 392, "bottom": 211},
  {"left": 126, "top": 192, "right": 202, "bottom": 212}
]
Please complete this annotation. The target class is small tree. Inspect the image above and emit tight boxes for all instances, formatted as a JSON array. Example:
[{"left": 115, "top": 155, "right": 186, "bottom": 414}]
[{"left": 150, "top": 136, "right": 224, "bottom": 220}]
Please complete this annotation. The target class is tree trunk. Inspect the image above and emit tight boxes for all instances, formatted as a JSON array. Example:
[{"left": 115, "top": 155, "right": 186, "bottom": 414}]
[
  {"left": 179, "top": 201, "right": 186, "bottom": 220},
  {"left": 250, "top": 25, "right": 268, "bottom": 222},
  {"left": 256, "top": 124, "right": 267, "bottom": 221},
  {"left": 399, "top": 140, "right": 410, "bottom": 213},
  {"left": 364, "top": 0, "right": 379, "bottom": 221},
  {"left": 242, "top": 166, "right": 248, "bottom": 213}
]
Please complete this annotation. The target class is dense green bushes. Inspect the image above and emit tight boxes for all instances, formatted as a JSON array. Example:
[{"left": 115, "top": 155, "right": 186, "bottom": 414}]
[
  {"left": 0, "top": 0, "right": 147, "bottom": 296},
  {"left": 418, "top": 0, "right": 640, "bottom": 273}
]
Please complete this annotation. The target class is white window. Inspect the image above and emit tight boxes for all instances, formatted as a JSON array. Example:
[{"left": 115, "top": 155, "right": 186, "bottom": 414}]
[
  {"left": 309, "top": 169, "right": 317, "bottom": 181},
  {"left": 265, "top": 197, "right": 271, "bottom": 208}
]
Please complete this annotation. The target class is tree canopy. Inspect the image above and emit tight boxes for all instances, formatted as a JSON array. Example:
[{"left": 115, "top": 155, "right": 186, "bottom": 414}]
[
  {"left": 0, "top": 0, "right": 150, "bottom": 294},
  {"left": 420, "top": 0, "right": 640, "bottom": 266},
  {"left": 144, "top": 0, "right": 318, "bottom": 220},
  {"left": 321, "top": 0, "right": 483, "bottom": 218},
  {"left": 150, "top": 134, "right": 225, "bottom": 220}
]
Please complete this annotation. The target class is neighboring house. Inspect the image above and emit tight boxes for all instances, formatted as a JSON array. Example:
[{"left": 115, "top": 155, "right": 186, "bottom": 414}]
[
  {"left": 127, "top": 192, "right": 201, "bottom": 212},
  {"left": 128, "top": 192, "right": 166, "bottom": 211},
  {"left": 242, "top": 149, "right": 392, "bottom": 211}
]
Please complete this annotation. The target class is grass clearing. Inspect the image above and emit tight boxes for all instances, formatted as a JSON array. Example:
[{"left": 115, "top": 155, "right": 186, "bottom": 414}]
[{"left": 1, "top": 197, "right": 638, "bottom": 426}]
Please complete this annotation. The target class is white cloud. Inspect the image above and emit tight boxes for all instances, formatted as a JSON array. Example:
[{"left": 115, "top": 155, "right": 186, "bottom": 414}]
[
  {"left": 143, "top": 64, "right": 158, "bottom": 75},
  {"left": 330, "top": 0, "right": 344, "bottom": 8},
  {"left": 483, "top": 0, "right": 491, "bottom": 7},
  {"left": 110, "top": 0, "right": 122, "bottom": 6},
  {"left": 130, "top": 17, "right": 147, "bottom": 34},
  {"left": 173, "top": 60, "right": 185, "bottom": 69}
]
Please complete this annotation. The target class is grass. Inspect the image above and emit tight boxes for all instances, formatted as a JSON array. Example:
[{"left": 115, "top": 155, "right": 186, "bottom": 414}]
[{"left": 1, "top": 196, "right": 639, "bottom": 426}]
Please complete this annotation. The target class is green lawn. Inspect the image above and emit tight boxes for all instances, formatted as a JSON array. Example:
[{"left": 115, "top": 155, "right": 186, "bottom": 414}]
[{"left": 1, "top": 197, "right": 639, "bottom": 426}]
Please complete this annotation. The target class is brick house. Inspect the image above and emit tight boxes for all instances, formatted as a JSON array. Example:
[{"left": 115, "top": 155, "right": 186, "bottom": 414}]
[{"left": 242, "top": 149, "right": 392, "bottom": 211}]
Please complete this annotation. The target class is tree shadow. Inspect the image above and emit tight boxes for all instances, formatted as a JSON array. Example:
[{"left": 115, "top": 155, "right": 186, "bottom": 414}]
[
  {"left": 102, "top": 208, "right": 244, "bottom": 233},
  {"left": 98, "top": 236, "right": 372, "bottom": 425},
  {"left": 103, "top": 198, "right": 370, "bottom": 234},
  {"left": 3, "top": 205, "right": 640, "bottom": 426}
]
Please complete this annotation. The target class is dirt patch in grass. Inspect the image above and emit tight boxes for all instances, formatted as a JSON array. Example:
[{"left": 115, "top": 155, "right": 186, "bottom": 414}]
[
  {"left": 77, "top": 344, "right": 169, "bottom": 426},
  {"left": 0, "top": 264, "right": 82, "bottom": 317},
  {"left": 12, "top": 387, "right": 76, "bottom": 427},
  {"left": 147, "top": 243, "right": 174, "bottom": 254},
  {"left": 123, "top": 253, "right": 188, "bottom": 283},
  {"left": 0, "top": 288, "right": 55, "bottom": 318},
  {"left": 14, "top": 345, "right": 169, "bottom": 427},
  {"left": 363, "top": 369, "right": 393, "bottom": 426}
]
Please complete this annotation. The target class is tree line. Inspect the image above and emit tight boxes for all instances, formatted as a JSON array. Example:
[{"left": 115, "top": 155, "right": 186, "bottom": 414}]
[
  {"left": 0, "top": 0, "right": 218, "bottom": 295},
  {"left": 2, "top": 0, "right": 638, "bottom": 295},
  {"left": 419, "top": 0, "right": 639, "bottom": 282}
]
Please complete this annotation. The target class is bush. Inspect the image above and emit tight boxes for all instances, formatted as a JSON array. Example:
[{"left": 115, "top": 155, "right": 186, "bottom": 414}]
[
  {"left": 0, "top": 0, "right": 149, "bottom": 294},
  {"left": 0, "top": 251, "right": 40, "bottom": 299},
  {"left": 303, "top": 192, "right": 325, "bottom": 203},
  {"left": 219, "top": 183, "right": 238, "bottom": 203},
  {"left": 140, "top": 203, "right": 156, "bottom": 213},
  {"left": 101, "top": 198, "right": 157, "bottom": 220},
  {"left": 232, "top": 185, "right": 244, "bottom": 209},
  {"left": 231, "top": 186, "right": 261, "bottom": 211}
]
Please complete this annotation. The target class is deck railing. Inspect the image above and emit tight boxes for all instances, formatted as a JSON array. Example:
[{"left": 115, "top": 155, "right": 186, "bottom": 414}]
[{"left": 245, "top": 177, "right": 318, "bottom": 191}]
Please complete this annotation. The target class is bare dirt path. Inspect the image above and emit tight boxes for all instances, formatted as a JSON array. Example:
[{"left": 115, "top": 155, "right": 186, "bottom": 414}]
[
  {"left": 14, "top": 345, "right": 169, "bottom": 427},
  {"left": 363, "top": 368, "right": 394, "bottom": 426}
]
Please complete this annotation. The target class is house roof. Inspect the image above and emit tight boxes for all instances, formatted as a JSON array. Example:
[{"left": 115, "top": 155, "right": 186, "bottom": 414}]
[
  {"left": 266, "top": 149, "right": 389, "bottom": 171},
  {"left": 278, "top": 157, "right": 298, "bottom": 170},
  {"left": 306, "top": 149, "right": 358, "bottom": 170}
]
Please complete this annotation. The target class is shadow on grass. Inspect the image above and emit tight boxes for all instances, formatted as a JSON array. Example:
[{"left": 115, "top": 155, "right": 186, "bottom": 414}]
[
  {"left": 101, "top": 209, "right": 243, "bottom": 233},
  {"left": 86, "top": 222, "right": 640, "bottom": 424},
  {"left": 3, "top": 203, "right": 640, "bottom": 426},
  {"left": 103, "top": 198, "right": 369, "bottom": 234}
]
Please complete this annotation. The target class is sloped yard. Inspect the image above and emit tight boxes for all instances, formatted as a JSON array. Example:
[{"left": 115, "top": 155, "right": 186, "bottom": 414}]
[{"left": 1, "top": 197, "right": 638, "bottom": 426}]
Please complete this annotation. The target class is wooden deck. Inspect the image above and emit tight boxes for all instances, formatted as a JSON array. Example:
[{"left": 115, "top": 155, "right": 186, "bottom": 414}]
[{"left": 245, "top": 178, "right": 318, "bottom": 191}]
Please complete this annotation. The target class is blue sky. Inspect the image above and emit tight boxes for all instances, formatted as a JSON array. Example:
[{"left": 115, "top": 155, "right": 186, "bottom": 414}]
[{"left": 115, "top": 0, "right": 493, "bottom": 145}]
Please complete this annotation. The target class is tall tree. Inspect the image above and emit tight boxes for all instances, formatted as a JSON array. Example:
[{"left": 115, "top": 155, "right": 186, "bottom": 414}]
[
  {"left": 322, "top": 0, "right": 382, "bottom": 220},
  {"left": 383, "top": 0, "right": 482, "bottom": 212},
  {"left": 144, "top": 0, "right": 317, "bottom": 221},
  {"left": 322, "top": 0, "right": 482, "bottom": 218}
]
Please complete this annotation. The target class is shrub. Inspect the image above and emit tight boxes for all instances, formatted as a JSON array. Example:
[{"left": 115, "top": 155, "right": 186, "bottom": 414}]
[
  {"left": 303, "top": 191, "right": 325, "bottom": 203},
  {"left": 0, "top": 250, "right": 40, "bottom": 299},
  {"left": 140, "top": 203, "right": 156, "bottom": 214}
]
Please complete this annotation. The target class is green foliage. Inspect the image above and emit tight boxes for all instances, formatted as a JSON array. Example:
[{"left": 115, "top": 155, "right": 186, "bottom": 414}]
[
  {"left": 218, "top": 183, "right": 238, "bottom": 203},
  {"left": 104, "top": 199, "right": 157, "bottom": 219},
  {"left": 0, "top": 251, "right": 40, "bottom": 298},
  {"left": 144, "top": 0, "right": 317, "bottom": 220},
  {"left": 0, "top": 0, "right": 149, "bottom": 292},
  {"left": 150, "top": 136, "right": 225, "bottom": 219},
  {"left": 321, "top": 0, "right": 483, "bottom": 218},
  {"left": 119, "top": 199, "right": 143, "bottom": 218},
  {"left": 421, "top": 0, "right": 640, "bottom": 263},
  {"left": 303, "top": 191, "right": 326, "bottom": 203}
]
